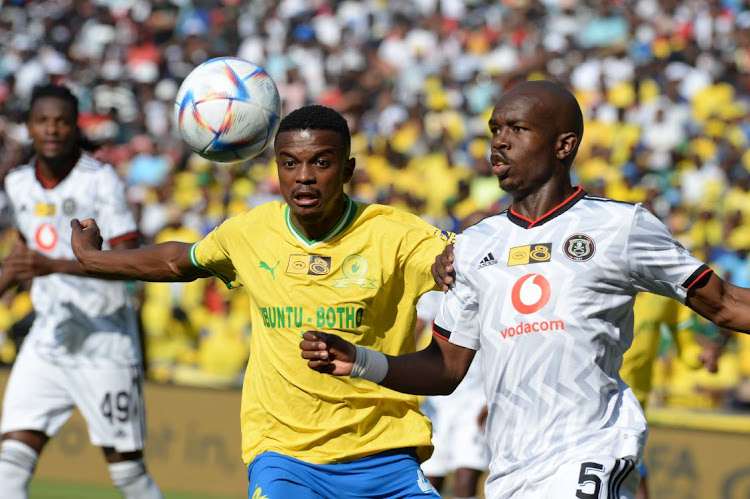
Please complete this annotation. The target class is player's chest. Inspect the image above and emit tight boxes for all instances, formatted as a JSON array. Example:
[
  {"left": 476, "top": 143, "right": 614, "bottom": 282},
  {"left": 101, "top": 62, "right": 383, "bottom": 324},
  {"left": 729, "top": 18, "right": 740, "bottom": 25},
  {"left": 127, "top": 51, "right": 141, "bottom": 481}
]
[
  {"left": 14, "top": 185, "right": 98, "bottom": 253},
  {"left": 235, "top": 243, "right": 398, "bottom": 300},
  {"left": 469, "top": 224, "right": 629, "bottom": 299}
]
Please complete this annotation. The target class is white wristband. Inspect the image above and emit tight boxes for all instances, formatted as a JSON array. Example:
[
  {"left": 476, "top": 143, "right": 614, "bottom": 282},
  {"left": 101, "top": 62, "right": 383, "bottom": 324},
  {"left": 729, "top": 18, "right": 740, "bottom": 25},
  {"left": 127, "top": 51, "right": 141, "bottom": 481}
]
[{"left": 350, "top": 346, "right": 389, "bottom": 383}]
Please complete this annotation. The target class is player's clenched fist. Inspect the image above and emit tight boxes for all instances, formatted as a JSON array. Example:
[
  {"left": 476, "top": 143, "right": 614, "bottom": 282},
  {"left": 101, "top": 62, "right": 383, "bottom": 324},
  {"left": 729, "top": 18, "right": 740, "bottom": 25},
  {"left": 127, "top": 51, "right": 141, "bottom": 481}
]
[
  {"left": 70, "top": 218, "right": 103, "bottom": 263},
  {"left": 300, "top": 331, "right": 357, "bottom": 376}
]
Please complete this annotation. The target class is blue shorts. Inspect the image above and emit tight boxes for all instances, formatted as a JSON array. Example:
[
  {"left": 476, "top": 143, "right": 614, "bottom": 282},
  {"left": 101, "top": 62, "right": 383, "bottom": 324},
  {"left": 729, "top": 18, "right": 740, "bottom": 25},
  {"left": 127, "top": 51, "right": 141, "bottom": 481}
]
[{"left": 247, "top": 449, "right": 441, "bottom": 499}]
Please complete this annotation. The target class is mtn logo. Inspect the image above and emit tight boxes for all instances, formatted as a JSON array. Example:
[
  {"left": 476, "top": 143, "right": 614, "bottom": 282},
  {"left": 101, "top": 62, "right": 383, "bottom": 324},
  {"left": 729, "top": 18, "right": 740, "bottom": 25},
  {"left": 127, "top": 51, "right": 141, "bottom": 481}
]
[{"left": 477, "top": 252, "right": 498, "bottom": 269}]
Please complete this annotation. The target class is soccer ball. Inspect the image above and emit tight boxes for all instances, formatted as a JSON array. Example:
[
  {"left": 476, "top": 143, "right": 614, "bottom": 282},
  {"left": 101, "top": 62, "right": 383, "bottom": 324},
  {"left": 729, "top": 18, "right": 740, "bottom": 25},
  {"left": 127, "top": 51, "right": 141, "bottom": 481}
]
[{"left": 174, "top": 57, "right": 281, "bottom": 163}]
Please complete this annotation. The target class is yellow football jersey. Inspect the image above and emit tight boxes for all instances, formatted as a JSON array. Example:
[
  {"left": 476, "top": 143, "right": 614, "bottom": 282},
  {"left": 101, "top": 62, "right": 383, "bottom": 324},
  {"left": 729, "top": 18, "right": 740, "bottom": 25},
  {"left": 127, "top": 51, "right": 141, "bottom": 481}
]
[
  {"left": 621, "top": 293, "right": 700, "bottom": 408},
  {"left": 191, "top": 196, "right": 454, "bottom": 465}
]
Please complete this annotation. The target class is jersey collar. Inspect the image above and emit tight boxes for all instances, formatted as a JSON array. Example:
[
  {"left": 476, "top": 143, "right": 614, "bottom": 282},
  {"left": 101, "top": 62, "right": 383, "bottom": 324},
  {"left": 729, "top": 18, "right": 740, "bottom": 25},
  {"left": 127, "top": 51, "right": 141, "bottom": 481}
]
[
  {"left": 507, "top": 186, "right": 586, "bottom": 229},
  {"left": 285, "top": 194, "right": 357, "bottom": 248},
  {"left": 34, "top": 151, "right": 81, "bottom": 189}
]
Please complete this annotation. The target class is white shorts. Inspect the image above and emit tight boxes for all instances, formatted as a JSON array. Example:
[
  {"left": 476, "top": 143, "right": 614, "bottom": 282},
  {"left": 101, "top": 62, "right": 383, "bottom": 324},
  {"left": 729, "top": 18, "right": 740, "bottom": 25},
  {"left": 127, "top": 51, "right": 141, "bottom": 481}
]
[
  {"left": 1, "top": 345, "right": 146, "bottom": 452},
  {"left": 420, "top": 395, "right": 490, "bottom": 477},
  {"left": 487, "top": 455, "right": 640, "bottom": 499}
]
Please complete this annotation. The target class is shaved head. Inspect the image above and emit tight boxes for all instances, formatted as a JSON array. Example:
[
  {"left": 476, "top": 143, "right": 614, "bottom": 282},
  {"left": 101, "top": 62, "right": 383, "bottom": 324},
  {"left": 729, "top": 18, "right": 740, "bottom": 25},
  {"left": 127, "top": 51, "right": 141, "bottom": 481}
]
[{"left": 498, "top": 81, "right": 584, "bottom": 166}]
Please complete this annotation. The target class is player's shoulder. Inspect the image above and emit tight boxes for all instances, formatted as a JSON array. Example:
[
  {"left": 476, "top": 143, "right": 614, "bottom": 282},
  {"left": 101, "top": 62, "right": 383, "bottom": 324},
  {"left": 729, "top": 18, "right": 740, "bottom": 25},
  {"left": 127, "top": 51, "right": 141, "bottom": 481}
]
[
  {"left": 4, "top": 162, "right": 34, "bottom": 188},
  {"left": 459, "top": 211, "right": 505, "bottom": 239},
  {"left": 355, "top": 201, "right": 454, "bottom": 241},
  {"left": 579, "top": 194, "right": 639, "bottom": 216},
  {"left": 219, "top": 199, "right": 285, "bottom": 229},
  {"left": 84, "top": 154, "right": 125, "bottom": 178}
]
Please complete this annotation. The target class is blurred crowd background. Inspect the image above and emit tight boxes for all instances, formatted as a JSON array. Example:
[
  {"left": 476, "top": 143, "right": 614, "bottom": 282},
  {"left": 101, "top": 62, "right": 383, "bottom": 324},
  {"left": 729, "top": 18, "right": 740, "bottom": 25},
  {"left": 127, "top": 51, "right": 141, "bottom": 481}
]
[{"left": 0, "top": 0, "right": 750, "bottom": 413}]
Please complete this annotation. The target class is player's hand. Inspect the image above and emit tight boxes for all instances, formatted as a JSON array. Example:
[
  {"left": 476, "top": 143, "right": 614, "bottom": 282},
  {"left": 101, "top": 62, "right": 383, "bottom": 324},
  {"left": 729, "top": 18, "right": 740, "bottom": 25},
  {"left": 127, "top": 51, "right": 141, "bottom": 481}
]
[
  {"left": 698, "top": 341, "right": 723, "bottom": 373},
  {"left": 300, "top": 331, "right": 356, "bottom": 376},
  {"left": 3, "top": 240, "right": 56, "bottom": 279},
  {"left": 70, "top": 218, "right": 103, "bottom": 262},
  {"left": 431, "top": 244, "right": 455, "bottom": 291}
]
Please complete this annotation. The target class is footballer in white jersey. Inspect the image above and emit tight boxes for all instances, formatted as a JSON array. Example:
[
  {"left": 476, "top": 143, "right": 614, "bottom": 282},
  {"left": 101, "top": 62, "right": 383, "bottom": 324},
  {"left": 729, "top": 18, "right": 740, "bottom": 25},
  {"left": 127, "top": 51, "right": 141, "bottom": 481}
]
[
  {"left": 0, "top": 83, "right": 161, "bottom": 499},
  {"left": 433, "top": 188, "right": 711, "bottom": 498},
  {"left": 299, "top": 79, "right": 750, "bottom": 499},
  {"left": 1, "top": 153, "right": 146, "bottom": 455},
  {"left": 4, "top": 154, "right": 140, "bottom": 368}
]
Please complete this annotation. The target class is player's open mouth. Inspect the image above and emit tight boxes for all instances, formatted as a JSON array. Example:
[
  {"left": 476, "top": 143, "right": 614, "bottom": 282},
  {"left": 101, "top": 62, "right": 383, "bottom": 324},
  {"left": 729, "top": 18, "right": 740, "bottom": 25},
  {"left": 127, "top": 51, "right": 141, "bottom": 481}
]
[
  {"left": 293, "top": 192, "right": 320, "bottom": 207},
  {"left": 490, "top": 154, "right": 511, "bottom": 177},
  {"left": 492, "top": 163, "right": 510, "bottom": 179}
]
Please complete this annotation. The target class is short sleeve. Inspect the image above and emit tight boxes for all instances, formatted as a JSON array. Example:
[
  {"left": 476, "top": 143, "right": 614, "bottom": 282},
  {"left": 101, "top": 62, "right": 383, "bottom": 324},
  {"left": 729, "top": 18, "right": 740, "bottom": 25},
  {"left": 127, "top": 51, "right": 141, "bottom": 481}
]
[
  {"left": 628, "top": 204, "right": 712, "bottom": 302},
  {"left": 433, "top": 234, "right": 481, "bottom": 351},
  {"left": 401, "top": 226, "right": 451, "bottom": 297},
  {"left": 416, "top": 290, "right": 442, "bottom": 322},
  {"left": 190, "top": 221, "right": 242, "bottom": 289},
  {"left": 95, "top": 165, "right": 139, "bottom": 245}
]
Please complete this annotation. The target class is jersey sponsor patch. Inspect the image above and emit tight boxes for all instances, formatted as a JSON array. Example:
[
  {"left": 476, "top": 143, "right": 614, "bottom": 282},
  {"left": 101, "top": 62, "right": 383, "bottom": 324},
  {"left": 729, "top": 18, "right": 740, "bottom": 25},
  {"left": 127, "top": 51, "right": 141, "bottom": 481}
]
[
  {"left": 563, "top": 234, "right": 595, "bottom": 261},
  {"left": 286, "top": 255, "right": 331, "bottom": 275},
  {"left": 507, "top": 243, "right": 552, "bottom": 266},
  {"left": 35, "top": 223, "right": 58, "bottom": 250},
  {"left": 34, "top": 203, "right": 56, "bottom": 216},
  {"left": 510, "top": 273, "right": 551, "bottom": 314}
]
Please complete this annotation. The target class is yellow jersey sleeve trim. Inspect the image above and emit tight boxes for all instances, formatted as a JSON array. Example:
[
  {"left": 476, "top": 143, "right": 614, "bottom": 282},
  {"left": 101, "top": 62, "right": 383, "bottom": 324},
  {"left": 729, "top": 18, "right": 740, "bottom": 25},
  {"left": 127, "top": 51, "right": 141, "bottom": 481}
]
[{"left": 189, "top": 241, "right": 234, "bottom": 290}]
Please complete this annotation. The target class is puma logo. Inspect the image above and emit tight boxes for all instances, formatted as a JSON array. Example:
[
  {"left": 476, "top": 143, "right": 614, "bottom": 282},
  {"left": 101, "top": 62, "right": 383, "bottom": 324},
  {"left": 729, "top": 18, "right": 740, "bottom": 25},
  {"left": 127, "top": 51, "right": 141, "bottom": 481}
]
[{"left": 259, "top": 260, "right": 279, "bottom": 279}]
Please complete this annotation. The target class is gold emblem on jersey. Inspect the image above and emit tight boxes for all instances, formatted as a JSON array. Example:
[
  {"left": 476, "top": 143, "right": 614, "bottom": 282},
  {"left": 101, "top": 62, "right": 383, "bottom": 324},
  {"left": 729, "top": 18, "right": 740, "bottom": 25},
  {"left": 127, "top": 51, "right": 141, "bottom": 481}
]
[
  {"left": 333, "top": 254, "right": 378, "bottom": 289},
  {"left": 507, "top": 243, "right": 552, "bottom": 266},
  {"left": 34, "top": 203, "right": 56, "bottom": 216},
  {"left": 286, "top": 254, "right": 331, "bottom": 275}
]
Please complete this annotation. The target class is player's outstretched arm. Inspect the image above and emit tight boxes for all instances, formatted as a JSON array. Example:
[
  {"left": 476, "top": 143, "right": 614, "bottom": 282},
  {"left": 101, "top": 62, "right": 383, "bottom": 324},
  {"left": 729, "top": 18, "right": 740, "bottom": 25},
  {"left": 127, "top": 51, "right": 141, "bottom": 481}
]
[
  {"left": 687, "top": 273, "right": 750, "bottom": 334},
  {"left": 300, "top": 331, "right": 475, "bottom": 396},
  {"left": 71, "top": 218, "right": 210, "bottom": 282}
]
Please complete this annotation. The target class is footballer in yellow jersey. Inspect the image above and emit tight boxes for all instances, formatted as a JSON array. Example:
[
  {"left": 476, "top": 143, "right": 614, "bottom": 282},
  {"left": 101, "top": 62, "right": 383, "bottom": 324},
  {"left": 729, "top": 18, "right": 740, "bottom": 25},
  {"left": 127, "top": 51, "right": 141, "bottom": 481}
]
[
  {"left": 191, "top": 195, "right": 453, "bottom": 465},
  {"left": 71, "top": 105, "right": 450, "bottom": 498},
  {"left": 621, "top": 293, "right": 702, "bottom": 408},
  {"left": 620, "top": 292, "right": 709, "bottom": 499}
]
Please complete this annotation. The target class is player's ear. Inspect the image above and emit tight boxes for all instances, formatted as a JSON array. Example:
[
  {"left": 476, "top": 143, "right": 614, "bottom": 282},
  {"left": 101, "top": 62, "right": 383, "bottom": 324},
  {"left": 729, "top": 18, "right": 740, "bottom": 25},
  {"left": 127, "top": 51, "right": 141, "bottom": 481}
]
[
  {"left": 343, "top": 157, "right": 355, "bottom": 183},
  {"left": 556, "top": 132, "right": 578, "bottom": 161}
]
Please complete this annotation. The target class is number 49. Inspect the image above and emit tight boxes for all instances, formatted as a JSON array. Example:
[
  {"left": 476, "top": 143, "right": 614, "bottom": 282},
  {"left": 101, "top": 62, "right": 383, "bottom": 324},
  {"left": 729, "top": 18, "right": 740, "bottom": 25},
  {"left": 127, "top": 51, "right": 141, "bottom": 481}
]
[{"left": 100, "top": 391, "right": 130, "bottom": 423}]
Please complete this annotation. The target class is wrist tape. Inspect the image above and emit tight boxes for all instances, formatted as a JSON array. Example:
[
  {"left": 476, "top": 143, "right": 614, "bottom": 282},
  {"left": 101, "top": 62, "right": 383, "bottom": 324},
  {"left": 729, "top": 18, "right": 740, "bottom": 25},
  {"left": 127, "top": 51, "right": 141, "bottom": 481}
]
[{"left": 350, "top": 346, "right": 389, "bottom": 383}]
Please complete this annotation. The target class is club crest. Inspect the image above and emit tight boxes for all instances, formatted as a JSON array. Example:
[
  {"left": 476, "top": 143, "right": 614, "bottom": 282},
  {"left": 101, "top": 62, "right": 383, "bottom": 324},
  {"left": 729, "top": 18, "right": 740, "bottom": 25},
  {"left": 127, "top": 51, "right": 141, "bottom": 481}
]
[{"left": 563, "top": 234, "right": 595, "bottom": 262}]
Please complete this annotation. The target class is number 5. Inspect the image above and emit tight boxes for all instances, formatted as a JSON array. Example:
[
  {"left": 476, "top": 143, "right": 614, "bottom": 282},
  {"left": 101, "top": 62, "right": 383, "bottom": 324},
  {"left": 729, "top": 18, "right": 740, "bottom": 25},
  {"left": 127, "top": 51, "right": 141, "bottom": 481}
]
[{"left": 576, "top": 462, "right": 604, "bottom": 499}]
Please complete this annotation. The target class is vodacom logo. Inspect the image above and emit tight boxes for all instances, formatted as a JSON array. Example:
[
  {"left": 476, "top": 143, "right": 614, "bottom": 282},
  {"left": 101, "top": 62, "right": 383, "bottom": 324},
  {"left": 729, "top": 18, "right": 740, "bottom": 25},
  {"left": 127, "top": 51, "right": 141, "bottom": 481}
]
[
  {"left": 511, "top": 273, "right": 551, "bottom": 314},
  {"left": 35, "top": 223, "right": 58, "bottom": 251}
]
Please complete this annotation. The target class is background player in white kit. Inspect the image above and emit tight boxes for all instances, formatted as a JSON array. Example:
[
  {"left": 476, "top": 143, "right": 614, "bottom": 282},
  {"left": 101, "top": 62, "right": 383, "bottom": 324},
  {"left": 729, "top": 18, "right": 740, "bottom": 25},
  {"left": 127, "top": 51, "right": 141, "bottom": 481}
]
[
  {"left": 0, "top": 84, "right": 162, "bottom": 498},
  {"left": 417, "top": 210, "right": 491, "bottom": 499},
  {"left": 300, "top": 80, "right": 750, "bottom": 498},
  {"left": 418, "top": 291, "right": 489, "bottom": 499}
]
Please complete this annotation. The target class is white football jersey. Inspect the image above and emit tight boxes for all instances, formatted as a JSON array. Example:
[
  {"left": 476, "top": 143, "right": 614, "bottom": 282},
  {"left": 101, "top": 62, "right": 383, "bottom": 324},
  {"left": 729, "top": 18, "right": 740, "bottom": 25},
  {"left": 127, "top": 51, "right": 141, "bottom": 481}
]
[
  {"left": 5, "top": 154, "right": 141, "bottom": 368},
  {"left": 417, "top": 290, "right": 485, "bottom": 402},
  {"left": 433, "top": 188, "right": 711, "bottom": 498}
]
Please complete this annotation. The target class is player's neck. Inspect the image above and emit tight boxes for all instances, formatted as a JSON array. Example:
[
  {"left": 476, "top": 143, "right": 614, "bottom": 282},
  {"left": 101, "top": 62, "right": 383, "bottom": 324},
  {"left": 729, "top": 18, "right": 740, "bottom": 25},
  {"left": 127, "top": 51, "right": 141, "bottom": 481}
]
[
  {"left": 35, "top": 150, "right": 81, "bottom": 186},
  {"left": 291, "top": 196, "right": 349, "bottom": 242},
  {"left": 511, "top": 182, "right": 577, "bottom": 221}
]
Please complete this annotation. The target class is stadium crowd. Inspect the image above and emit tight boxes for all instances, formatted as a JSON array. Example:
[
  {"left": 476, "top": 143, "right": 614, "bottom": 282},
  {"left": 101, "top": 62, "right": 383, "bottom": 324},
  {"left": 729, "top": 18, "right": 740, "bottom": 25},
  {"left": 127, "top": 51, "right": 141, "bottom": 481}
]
[{"left": 0, "top": 0, "right": 749, "bottom": 413}]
